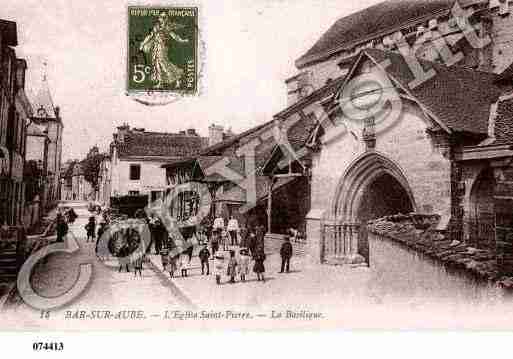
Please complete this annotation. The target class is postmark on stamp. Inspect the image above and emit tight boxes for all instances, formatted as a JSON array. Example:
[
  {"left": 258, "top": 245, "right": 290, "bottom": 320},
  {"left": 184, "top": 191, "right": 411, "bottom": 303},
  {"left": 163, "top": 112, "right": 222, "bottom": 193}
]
[{"left": 127, "top": 6, "right": 198, "bottom": 97}]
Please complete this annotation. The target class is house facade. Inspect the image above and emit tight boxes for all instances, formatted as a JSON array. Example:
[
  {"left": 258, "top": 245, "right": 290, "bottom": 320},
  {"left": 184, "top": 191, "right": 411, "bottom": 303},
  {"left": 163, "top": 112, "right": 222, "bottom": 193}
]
[
  {"left": 0, "top": 20, "right": 32, "bottom": 226},
  {"left": 109, "top": 124, "right": 208, "bottom": 204}
]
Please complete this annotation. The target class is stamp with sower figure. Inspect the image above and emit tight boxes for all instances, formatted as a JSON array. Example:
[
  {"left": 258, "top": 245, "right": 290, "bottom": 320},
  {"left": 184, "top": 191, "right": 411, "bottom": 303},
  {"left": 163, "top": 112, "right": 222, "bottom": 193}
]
[{"left": 127, "top": 6, "right": 198, "bottom": 95}]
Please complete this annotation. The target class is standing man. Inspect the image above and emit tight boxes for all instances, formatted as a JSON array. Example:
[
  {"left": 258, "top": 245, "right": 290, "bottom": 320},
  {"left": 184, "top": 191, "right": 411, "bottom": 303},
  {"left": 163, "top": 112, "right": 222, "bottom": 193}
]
[
  {"left": 227, "top": 216, "right": 239, "bottom": 246},
  {"left": 213, "top": 215, "right": 225, "bottom": 235},
  {"left": 56, "top": 213, "right": 68, "bottom": 243},
  {"left": 279, "top": 236, "right": 293, "bottom": 273},
  {"left": 154, "top": 217, "right": 165, "bottom": 255},
  {"left": 198, "top": 245, "right": 210, "bottom": 275}
]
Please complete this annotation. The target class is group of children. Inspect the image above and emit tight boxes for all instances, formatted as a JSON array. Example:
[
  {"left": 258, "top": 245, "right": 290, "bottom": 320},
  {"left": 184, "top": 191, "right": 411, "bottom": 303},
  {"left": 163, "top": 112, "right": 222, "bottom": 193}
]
[
  {"left": 212, "top": 248, "right": 252, "bottom": 285},
  {"left": 160, "top": 248, "right": 193, "bottom": 278},
  {"left": 160, "top": 244, "right": 254, "bottom": 285}
]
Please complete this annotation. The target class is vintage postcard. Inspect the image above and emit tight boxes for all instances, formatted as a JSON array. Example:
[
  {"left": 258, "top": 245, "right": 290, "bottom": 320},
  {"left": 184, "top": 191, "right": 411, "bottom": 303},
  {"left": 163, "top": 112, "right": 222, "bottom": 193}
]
[{"left": 2, "top": 0, "right": 513, "bottom": 346}]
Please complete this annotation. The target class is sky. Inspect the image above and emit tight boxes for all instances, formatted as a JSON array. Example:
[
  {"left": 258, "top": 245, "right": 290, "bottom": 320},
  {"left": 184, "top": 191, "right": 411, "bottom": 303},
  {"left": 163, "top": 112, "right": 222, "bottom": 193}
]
[{"left": 3, "top": 0, "right": 381, "bottom": 161}]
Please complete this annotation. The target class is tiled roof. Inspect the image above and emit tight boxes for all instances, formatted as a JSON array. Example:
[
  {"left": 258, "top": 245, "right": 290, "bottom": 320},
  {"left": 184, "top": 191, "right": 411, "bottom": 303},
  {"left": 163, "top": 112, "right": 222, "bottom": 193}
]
[
  {"left": 295, "top": 0, "right": 480, "bottom": 68},
  {"left": 496, "top": 62, "right": 513, "bottom": 83},
  {"left": 116, "top": 131, "right": 208, "bottom": 159},
  {"left": 31, "top": 78, "right": 58, "bottom": 120},
  {"left": 360, "top": 48, "right": 502, "bottom": 134},
  {"left": 491, "top": 96, "right": 513, "bottom": 146}
]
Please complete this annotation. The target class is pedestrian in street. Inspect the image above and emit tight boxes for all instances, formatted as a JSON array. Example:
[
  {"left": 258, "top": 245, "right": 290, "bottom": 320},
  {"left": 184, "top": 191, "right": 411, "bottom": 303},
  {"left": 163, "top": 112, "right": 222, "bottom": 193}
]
[
  {"left": 247, "top": 228, "right": 257, "bottom": 258},
  {"left": 184, "top": 238, "right": 194, "bottom": 262},
  {"left": 179, "top": 252, "right": 189, "bottom": 277},
  {"left": 147, "top": 213, "right": 157, "bottom": 254},
  {"left": 199, "top": 245, "right": 210, "bottom": 275},
  {"left": 279, "top": 236, "right": 293, "bottom": 273},
  {"left": 85, "top": 215, "right": 96, "bottom": 242},
  {"left": 227, "top": 250, "right": 238, "bottom": 284},
  {"left": 221, "top": 229, "right": 229, "bottom": 251},
  {"left": 160, "top": 248, "right": 171, "bottom": 277},
  {"left": 238, "top": 248, "right": 250, "bottom": 282},
  {"left": 134, "top": 252, "right": 144, "bottom": 277},
  {"left": 213, "top": 215, "right": 225, "bottom": 234},
  {"left": 214, "top": 253, "right": 225, "bottom": 285},
  {"left": 255, "top": 225, "right": 265, "bottom": 249},
  {"left": 168, "top": 253, "right": 178, "bottom": 278},
  {"left": 253, "top": 246, "right": 266, "bottom": 282},
  {"left": 118, "top": 246, "right": 131, "bottom": 273},
  {"left": 227, "top": 216, "right": 239, "bottom": 246},
  {"left": 56, "top": 213, "right": 68, "bottom": 243},
  {"left": 210, "top": 229, "right": 220, "bottom": 259},
  {"left": 154, "top": 217, "right": 165, "bottom": 255},
  {"left": 239, "top": 225, "right": 249, "bottom": 249},
  {"left": 96, "top": 220, "right": 108, "bottom": 259},
  {"left": 67, "top": 208, "right": 78, "bottom": 224}
]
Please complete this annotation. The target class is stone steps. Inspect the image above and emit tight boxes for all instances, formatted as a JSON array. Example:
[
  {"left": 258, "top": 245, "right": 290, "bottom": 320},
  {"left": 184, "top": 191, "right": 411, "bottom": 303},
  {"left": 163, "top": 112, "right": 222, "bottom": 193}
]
[
  {"left": 264, "top": 233, "right": 306, "bottom": 257},
  {"left": 0, "top": 249, "right": 19, "bottom": 283}
]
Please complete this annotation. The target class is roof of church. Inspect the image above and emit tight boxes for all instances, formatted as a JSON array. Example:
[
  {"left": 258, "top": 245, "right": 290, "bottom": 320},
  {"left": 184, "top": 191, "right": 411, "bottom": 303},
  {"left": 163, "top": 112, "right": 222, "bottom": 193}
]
[
  {"left": 31, "top": 77, "right": 58, "bottom": 120},
  {"left": 295, "top": 0, "right": 480, "bottom": 69},
  {"left": 355, "top": 48, "right": 503, "bottom": 134}
]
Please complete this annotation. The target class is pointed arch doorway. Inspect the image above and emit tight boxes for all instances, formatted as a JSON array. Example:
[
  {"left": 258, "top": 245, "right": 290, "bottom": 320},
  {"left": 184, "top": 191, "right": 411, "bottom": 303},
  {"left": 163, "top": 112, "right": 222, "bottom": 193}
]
[{"left": 323, "top": 152, "right": 416, "bottom": 265}]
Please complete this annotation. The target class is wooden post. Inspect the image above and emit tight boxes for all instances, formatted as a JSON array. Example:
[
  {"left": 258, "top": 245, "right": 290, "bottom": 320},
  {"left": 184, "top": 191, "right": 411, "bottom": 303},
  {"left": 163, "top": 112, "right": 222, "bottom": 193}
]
[
  {"left": 207, "top": 182, "right": 218, "bottom": 222},
  {"left": 266, "top": 177, "right": 274, "bottom": 234}
]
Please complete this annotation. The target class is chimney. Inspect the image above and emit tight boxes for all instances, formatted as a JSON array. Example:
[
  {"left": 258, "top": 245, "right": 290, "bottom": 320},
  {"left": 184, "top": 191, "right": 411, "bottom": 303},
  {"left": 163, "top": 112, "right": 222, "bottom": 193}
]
[
  {"left": 186, "top": 128, "right": 197, "bottom": 136},
  {"left": 209, "top": 123, "right": 224, "bottom": 146},
  {"left": 117, "top": 123, "right": 130, "bottom": 142},
  {"left": 15, "top": 58, "right": 27, "bottom": 90},
  {"left": 55, "top": 106, "right": 60, "bottom": 118}
]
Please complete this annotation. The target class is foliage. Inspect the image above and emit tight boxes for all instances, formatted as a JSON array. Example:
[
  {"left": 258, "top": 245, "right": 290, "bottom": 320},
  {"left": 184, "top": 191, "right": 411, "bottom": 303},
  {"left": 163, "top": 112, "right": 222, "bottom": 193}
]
[
  {"left": 81, "top": 146, "right": 107, "bottom": 190},
  {"left": 63, "top": 160, "right": 78, "bottom": 187}
]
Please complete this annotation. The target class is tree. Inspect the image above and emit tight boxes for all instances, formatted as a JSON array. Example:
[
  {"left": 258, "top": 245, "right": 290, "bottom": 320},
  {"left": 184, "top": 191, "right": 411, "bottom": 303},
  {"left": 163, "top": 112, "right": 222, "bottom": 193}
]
[{"left": 81, "top": 146, "right": 107, "bottom": 191}]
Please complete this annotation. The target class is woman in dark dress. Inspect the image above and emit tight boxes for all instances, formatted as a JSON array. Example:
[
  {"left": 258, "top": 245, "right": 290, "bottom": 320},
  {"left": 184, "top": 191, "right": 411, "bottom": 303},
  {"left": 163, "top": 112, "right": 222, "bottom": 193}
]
[{"left": 253, "top": 245, "right": 266, "bottom": 282}]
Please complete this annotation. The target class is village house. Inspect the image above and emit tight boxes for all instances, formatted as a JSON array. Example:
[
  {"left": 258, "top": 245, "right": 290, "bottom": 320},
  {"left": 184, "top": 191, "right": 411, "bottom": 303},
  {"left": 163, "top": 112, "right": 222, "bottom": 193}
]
[
  {"left": 108, "top": 124, "right": 209, "bottom": 204},
  {"left": 0, "top": 19, "right": 33, "bottom": 227}
]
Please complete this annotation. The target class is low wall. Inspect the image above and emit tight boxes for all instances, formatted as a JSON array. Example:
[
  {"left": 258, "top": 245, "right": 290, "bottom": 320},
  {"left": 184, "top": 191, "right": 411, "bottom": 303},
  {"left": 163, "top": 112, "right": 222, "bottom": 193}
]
[
  {"left": 264, "top": 233, "right": 306, "bottom": 256},
  {"left": 368, "top": 233, "right": 501, "bottom": 302},
  {"left": 366, "top": 213, "right": 513, "bottom": 292}
]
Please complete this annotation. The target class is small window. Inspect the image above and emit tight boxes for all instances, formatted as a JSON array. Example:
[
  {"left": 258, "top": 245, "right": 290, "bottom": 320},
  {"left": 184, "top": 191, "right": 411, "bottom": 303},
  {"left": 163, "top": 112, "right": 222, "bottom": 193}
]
[
  {"left": 129, "top": 164, "right": 141, "bottom": 180},
  {"left": 128, "top": 190, "right": 140, "bottom": 196}
]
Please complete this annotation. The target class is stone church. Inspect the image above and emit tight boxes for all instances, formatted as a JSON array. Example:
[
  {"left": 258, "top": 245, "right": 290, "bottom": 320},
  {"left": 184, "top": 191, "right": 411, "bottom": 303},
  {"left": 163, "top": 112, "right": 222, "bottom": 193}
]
[{"left": 164, "top": 0, "right": 513, "bottom": 278}]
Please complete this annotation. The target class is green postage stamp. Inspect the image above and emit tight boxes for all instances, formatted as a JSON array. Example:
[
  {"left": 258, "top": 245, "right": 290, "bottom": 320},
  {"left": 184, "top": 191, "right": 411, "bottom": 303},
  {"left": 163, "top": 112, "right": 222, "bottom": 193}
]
[{"left": 127, "top": 6, "right": 198, "bottom": 96}]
